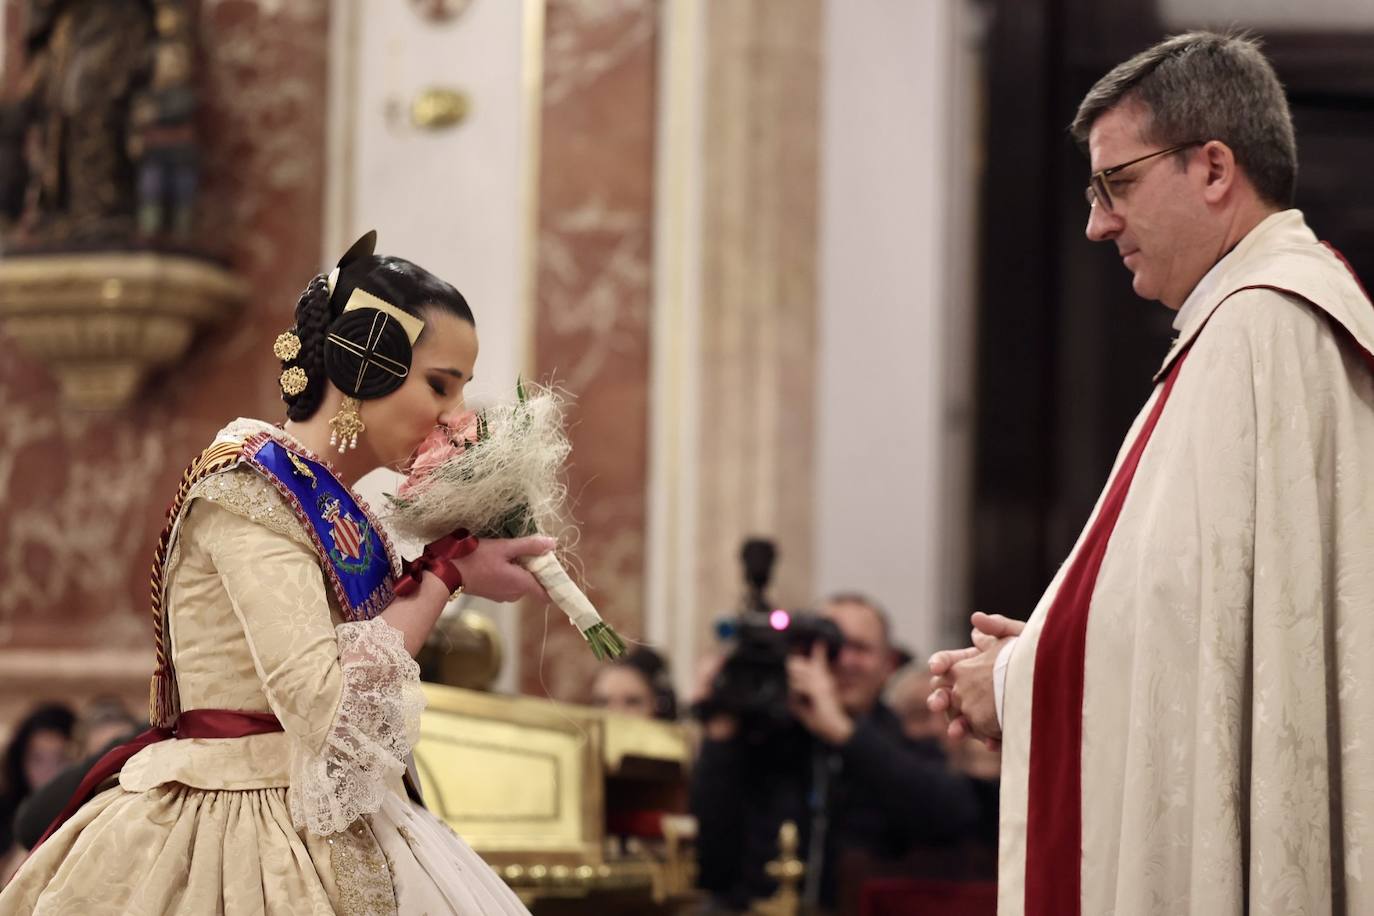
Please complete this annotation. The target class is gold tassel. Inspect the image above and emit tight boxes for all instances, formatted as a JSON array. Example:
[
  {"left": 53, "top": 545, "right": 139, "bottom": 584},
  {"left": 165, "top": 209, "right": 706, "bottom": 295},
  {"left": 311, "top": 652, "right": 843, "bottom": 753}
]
[{"left": 149, "top": 668, "right": 180, "bottom": 728}]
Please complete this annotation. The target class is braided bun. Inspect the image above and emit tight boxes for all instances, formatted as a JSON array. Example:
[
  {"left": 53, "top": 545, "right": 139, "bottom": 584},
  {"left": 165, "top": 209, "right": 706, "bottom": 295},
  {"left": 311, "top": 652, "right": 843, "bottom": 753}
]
[{"left": 282, "top": 274, "right": 333, "bottom": 420}]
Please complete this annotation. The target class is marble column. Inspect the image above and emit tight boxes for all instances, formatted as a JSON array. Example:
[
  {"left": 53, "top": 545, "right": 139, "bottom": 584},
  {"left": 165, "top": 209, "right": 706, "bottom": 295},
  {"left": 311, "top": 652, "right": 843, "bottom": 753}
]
[
  {"left": 691, "top": 0, "right": 824, "bottom": 645},
  {"left": 521, "top": 0, "right": 659, "bottom": 698}
]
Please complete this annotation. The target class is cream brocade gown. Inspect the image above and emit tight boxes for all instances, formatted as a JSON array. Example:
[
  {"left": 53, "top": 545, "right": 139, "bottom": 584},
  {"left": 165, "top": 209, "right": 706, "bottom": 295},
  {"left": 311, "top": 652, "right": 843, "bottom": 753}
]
[{"left": 0, "top": 436, "right": 530, "bottom": 915}]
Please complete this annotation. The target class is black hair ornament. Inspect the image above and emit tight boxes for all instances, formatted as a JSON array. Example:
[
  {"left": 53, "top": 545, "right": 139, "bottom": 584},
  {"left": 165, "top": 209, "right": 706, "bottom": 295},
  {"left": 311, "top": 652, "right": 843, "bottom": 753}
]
[{"left": 321, "top": 231, "right": 426, "bottom": 453}]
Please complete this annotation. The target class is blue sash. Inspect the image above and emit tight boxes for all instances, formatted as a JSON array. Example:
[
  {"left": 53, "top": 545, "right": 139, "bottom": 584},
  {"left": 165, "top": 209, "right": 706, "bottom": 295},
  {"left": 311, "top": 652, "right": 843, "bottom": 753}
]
[{"left": 240, "top": 434, "right": 394, "bottom": 620}]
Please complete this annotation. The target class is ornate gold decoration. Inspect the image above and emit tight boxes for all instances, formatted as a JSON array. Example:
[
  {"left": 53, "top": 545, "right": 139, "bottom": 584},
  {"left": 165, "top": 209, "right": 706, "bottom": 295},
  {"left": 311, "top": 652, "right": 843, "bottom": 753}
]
[
  {"left": 287, "top": 452, "right": 318, "bottom": 488},
  {"left": 329, "top": 395, "right": 365, "bottom": 453},
  {"left": 279, "top": 366, "right": 308, "bottom": 396},
  {"left": 407, "top": 0, "right": 476, "bottom": 24},
  {"left": 751, "top": 821, "right": 804, "bottom": 916},
  {"left": 411, "top": 87, "right": 472, "bottom": 131},
  {"left": 417, "top": 610, "right": 503, "bottom": 691},
  {"left": 0, "top": 253, "right": 246, "bottom": 409},
  {"left": 343, "top": 288, "right": 424, "bottom": 343},
  {"left": 273, "top": 330, "right": 302, "bottom": 361},
  {"left": 414, "top": 683, "right": 698, "bottom": 908}
]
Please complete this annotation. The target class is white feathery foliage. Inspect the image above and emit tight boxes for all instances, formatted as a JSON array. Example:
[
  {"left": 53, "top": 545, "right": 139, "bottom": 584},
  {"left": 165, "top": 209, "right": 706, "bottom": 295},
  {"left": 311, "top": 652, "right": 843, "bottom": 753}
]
[{"left": 384, "top": 383, "right": 571, "bottom": 544}]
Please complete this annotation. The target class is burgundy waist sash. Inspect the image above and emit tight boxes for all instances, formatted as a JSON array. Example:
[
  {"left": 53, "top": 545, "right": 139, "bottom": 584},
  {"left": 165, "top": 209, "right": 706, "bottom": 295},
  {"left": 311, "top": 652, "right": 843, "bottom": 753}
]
[{"left": 31, "top": 709, "right": 283, "bottom": 853}]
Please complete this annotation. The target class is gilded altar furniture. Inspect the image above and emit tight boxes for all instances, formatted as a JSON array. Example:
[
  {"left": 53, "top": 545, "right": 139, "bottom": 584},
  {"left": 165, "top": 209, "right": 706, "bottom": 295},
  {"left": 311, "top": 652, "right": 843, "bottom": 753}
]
[{"left": 414, "top": 681, "right": 701, "bottom": 913}]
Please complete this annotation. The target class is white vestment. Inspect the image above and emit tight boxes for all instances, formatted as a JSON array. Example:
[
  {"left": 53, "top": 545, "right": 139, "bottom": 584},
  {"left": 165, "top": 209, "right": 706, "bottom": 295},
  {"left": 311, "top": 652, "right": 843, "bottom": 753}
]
[{"left": 998, "top": 210, "right": 1374, "bottom": 916}]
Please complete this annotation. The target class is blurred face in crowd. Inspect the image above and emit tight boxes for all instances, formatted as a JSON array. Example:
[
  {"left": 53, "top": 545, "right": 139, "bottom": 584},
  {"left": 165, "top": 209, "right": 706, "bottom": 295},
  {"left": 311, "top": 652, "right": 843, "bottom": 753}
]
[
  {"left": 83, "top": 720, "right": 135, "bottom": 756},
  {"left": 23, "top": 728, "right": 70, "bottom": 790},
  {"left": 889, "top": 667, "right": 945, "bottom": 742},
  {"left": 824, "top": 599, "right": 896, "bottom": 717},
  {"left": 591, "top": 665, "right": 655, "bottom": 718}
]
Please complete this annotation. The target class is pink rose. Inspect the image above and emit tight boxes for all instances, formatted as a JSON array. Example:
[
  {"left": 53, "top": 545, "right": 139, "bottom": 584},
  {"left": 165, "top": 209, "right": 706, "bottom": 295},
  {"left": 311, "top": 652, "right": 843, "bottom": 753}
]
[{"left": 399, "top": 411, "right": 480, "bottom": 496}]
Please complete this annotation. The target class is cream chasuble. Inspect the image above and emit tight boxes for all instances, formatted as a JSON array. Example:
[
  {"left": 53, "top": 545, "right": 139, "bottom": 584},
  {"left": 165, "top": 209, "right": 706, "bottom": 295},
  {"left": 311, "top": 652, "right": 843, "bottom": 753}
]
[{"left": 998, "top": 210, "right": 1374, "bottom": 916}]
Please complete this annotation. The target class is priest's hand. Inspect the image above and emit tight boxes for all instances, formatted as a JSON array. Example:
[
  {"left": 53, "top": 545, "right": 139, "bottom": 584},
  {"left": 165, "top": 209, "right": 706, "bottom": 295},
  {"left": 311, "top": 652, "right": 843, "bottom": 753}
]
[
  {"left": 928, "top": 612, "right": 1025, "bottom": 748},
  {"left": 787, "top": 642, "right": 855, "bottom": 745}
]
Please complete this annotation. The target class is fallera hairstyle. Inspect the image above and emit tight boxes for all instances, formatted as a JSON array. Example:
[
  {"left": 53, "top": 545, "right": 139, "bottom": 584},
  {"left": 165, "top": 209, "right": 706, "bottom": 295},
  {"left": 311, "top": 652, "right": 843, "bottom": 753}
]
[{"left": 281, "top": 255, "right": 475, "bottom": 421}]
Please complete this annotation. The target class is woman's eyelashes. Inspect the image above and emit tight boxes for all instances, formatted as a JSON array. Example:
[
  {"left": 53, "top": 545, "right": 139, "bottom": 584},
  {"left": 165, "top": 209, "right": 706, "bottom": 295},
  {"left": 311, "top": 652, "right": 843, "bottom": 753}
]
[{"left": 428, "top": 377, "right": 448, "bottom": 397}]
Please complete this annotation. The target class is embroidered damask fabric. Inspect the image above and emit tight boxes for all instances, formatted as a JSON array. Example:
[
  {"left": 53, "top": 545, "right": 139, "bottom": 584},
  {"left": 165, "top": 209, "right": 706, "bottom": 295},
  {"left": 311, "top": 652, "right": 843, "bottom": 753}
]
[
  {"left": 0, "top": 422, "right": 529, "bottom": 915},
  {"left": 997, "top": 213, "right": 1374, "bottom": 916}
]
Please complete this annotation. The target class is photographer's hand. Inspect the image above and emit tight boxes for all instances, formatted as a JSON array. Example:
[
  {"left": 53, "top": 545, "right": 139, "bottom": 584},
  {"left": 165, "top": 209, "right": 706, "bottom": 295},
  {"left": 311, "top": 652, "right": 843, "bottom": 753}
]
[{"left": 787, "top": 641, "right": 854, "bottom": 745}]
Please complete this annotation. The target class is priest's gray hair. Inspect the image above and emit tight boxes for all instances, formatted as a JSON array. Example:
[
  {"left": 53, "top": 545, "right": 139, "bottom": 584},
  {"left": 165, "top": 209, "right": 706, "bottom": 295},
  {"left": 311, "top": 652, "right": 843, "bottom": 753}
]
[{"left": 1071, "top": 30, "right": 1297, "bottom": 208}]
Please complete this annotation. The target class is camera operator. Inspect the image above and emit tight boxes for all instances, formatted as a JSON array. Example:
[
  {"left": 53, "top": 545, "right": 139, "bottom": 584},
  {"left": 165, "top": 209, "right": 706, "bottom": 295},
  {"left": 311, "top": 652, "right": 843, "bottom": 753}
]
[{"left": 690, "top": 592, "right": 979, "bottom": 913}]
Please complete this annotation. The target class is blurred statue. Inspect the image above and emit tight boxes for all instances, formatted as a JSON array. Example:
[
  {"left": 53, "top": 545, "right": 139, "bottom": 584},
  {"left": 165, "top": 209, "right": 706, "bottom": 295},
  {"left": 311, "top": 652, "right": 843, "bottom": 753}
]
[
  {"left": 128, "top": 0, "right": 200, "bottom": 240},
  {"left": 0, "top": 0, "right": 200, "bottom": 249}
]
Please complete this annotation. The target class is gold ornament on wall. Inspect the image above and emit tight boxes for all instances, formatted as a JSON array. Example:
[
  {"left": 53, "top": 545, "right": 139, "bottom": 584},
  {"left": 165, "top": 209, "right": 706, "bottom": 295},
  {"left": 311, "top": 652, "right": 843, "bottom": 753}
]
[
  {"left": 408, "top": 0, "right": 475, "bottom": 23},
  {"left": 411, "top": 87, "right": 472, "bottom": 131}
]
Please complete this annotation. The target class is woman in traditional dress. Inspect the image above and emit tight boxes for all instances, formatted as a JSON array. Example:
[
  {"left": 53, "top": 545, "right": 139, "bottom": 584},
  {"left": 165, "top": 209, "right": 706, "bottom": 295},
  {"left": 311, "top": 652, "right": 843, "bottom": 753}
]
[{"left": 0, "top": 232, "right": 545, "bottom": 915}]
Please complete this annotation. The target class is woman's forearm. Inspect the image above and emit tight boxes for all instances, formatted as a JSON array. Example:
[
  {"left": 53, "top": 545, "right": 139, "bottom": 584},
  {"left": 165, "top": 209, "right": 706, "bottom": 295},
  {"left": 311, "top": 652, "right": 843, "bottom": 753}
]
[{"left": 379, "top": 571, "right": 450, "bottom": 655}]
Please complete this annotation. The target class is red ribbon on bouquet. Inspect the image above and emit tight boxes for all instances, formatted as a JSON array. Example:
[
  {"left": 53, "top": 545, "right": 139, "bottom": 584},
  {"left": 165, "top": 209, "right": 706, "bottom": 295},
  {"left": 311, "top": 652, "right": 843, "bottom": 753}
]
[{"left": 393, "top": 529, "right": 479, "bottom": 598}]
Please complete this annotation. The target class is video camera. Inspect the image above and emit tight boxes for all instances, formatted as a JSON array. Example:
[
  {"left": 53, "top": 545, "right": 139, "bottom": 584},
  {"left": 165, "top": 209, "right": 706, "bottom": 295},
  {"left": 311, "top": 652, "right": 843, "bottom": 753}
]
[{"left": 694, "top": 539, "right": 844, "bottom": 740}]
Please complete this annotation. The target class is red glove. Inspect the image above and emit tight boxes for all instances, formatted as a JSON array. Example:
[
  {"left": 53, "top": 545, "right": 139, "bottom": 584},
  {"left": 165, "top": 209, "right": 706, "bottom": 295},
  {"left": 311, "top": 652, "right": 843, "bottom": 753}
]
[{"left": 394, "top": 529, "right": 479, "bottom": 598}]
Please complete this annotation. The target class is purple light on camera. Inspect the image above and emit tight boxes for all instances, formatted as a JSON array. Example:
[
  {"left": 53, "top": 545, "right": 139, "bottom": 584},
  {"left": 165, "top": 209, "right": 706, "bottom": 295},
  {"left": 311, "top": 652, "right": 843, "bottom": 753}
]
[{"left": 769, "top": 609, "right": 790, "bottom": 631}]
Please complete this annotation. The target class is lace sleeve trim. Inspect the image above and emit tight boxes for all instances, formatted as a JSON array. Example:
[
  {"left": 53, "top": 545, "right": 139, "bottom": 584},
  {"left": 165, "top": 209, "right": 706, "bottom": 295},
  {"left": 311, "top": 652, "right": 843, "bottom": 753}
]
[{"left": 287, "top": 618, "right": 424, "bottom": 836}]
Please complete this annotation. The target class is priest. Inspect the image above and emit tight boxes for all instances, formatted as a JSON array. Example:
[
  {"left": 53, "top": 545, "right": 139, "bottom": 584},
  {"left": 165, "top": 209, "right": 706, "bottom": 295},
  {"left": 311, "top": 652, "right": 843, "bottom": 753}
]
[{"left": 929, "top": 31, "right": 1374, "bottom": 916}]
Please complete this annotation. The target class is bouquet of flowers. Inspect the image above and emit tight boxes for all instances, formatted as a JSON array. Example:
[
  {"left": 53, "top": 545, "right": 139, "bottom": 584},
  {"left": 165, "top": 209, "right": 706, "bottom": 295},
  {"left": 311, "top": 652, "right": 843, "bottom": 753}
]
[{"left": 387, "top": 380, "right": 626, "bottom": 660}]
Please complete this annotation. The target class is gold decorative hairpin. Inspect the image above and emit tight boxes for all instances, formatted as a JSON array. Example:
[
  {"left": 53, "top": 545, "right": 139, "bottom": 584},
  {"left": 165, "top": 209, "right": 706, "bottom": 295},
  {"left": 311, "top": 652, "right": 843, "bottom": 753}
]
[
  {"left": 273, "top": 330, "right": 302, "bottom": 361},
  {"left": 280, "top": 366, "right": 309, "bottom": 396}
]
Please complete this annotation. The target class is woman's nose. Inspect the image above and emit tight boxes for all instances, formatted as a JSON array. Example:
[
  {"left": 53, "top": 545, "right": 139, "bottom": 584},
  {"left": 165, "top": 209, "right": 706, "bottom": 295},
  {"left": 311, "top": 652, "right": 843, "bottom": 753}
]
[{"left": 438, "top": 401, "right": 467, "bottom": 428}]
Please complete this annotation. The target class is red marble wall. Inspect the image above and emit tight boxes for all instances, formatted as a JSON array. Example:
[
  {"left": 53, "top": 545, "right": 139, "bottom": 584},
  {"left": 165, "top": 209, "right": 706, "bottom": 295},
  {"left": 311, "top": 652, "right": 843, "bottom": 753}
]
[
  {"left": 0, "top": 0, "right": 329, "bottom": 673},
  {"left": 521, "top": 0, "right": 658, "bottom": 698}
]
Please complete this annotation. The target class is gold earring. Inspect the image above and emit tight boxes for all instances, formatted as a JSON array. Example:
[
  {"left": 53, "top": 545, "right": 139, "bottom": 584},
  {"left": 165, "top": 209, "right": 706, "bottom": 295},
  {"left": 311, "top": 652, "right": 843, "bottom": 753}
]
[
  {"left": 329, "top": 396, "right": 365, "bottom": 454},
  {"left": 279, "top": 366, "right": 308, "bottom": 396},
  {"left": 273, "top": 330, "right": 302, "bottom": 361}
]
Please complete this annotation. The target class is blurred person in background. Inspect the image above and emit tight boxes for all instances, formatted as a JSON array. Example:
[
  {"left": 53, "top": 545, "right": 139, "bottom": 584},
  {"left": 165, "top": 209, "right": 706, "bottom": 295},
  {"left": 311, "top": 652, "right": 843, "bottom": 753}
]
[
  {"left": 690, "top": 592, "right": 977, "bottom": 913},
  {"left": 886, "top": 663, "right": 950, "bottom": 761},
  {"left": 590, "top": 646, "right": 678, "bottom": 720},
  {"left": 11, "top": 697, "right": 145, "bottom": 856},
  {"left": 73, "top": 696, "right": 140, "bottom": 758},
  {"left": 0, "top": 703, "right": 76, "bottom": 886}
]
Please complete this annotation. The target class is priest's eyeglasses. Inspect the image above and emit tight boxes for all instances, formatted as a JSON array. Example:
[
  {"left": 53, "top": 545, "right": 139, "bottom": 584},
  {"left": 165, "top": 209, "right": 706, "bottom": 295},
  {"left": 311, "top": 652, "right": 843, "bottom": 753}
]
[{"left": 1085, "top": 141, "right": 1204, "bottom": 212}]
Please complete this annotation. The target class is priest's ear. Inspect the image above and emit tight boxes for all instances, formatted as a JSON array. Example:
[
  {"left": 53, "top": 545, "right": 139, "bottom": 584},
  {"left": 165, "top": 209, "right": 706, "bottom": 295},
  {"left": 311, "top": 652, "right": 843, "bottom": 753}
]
[{"left": 1199, "top": 139, "right": 1241, "bottom": 205}]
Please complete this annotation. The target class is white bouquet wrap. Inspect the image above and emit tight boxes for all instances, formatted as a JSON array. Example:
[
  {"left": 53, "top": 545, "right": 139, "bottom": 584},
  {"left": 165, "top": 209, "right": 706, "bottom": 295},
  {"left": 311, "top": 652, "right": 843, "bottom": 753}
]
[{"left": 386, "top": 381, "right": 625, "bottom": 659}]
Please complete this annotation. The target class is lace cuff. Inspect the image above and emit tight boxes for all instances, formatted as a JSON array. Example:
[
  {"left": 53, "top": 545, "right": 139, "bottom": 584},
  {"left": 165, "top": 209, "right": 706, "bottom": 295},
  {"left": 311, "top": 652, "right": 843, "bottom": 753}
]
[{"left": 288, "top": 618, "right": 424, "bottom": 836}]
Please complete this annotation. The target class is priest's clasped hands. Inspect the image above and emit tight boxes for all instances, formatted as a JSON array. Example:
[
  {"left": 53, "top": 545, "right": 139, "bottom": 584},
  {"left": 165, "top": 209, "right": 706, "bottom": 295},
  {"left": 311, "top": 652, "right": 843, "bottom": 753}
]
[{"left": 927, "top": 612, "right": 1025, "bottom": 749}]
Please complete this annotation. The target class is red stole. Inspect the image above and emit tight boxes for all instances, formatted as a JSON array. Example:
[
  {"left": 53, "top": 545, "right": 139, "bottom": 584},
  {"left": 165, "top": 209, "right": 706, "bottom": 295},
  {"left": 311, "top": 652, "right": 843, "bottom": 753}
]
[{"left": 1023, "top": 348, "right": 1192, "bottom": 916}]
